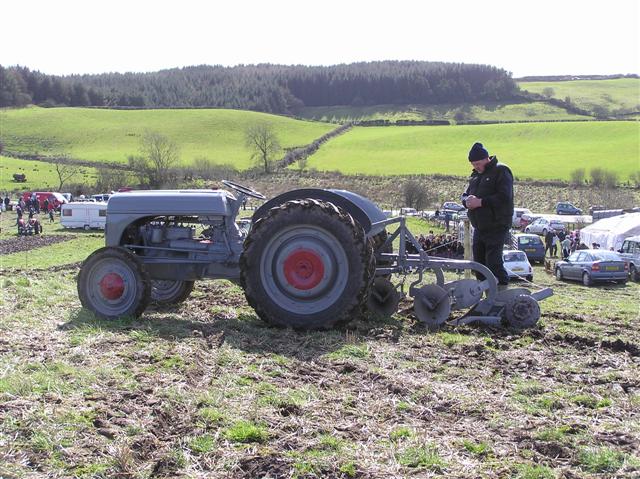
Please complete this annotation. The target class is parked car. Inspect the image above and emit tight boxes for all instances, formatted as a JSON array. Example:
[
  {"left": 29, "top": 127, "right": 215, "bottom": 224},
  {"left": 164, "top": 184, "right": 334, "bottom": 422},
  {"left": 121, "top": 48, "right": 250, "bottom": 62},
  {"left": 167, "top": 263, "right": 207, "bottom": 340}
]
[
  {"left": 92, "top": 194, "right": 111, "bottom": 202},
  {"left": 441, "top": 201, "right": 466, "bottom": 213},
  {"left": 512, "top": 207, "right": 532, "bottom": 228},
  {"left": 519, "top": 213, "right": 540, "bottom": 230},
  {"left": 503, "top": 249, "right": 533, "bottom": 282},
  {"left": 524, "top": 217, "right": 567, "bottom": 236},
  {"left": 555, "top": 249, "right": 628, "bottom": 286},
  {"left": 618, "top": 235, "right": 640, "bottom": 282},
  {"left": 400, "top": 207, "right": 418, "bottom": 216},
  {"left": 511, "top": 233, "right": 545, "bottom": 264},
  {"left": 556, "top": 202, "right": 582, "bottom": 215}
]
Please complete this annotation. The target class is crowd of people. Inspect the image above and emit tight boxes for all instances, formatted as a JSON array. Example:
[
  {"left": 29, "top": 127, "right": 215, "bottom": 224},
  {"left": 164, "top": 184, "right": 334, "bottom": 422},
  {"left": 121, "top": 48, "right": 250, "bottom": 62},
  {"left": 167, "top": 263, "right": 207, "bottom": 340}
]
[
  {"left": 407, "top": 231, "right": 465, "bottom": 258},
  {"left": 544, "top": 229, "right": 592, "bottom": 259}
]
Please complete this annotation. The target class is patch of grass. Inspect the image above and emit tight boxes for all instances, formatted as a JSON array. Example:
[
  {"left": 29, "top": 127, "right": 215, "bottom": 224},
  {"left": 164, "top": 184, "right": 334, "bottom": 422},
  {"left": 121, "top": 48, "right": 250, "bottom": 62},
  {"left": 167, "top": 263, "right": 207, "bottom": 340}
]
[
  {"left": 535, "top": 425, "right": 578, "bottom": 442},
  {"left": 326, "top": 343, "right": 370, "bottom": 360},
  {"left": 73, "top": 462, "right": 112, "bottom": 477},
  {"left": 224, "top": 420, "right": 268, "bottom": 443},
  {"left": 317, "top": 434, "right": 345, "bottom": 452},
  {"left": 462, "top": 439, "right": 491, "bottom": 457},
  {"left": 514, "top": 463, "right": 556, "bottom": 479},
  {"left": 196, "top": 407, "right": 226, "bottom": 427},
  {"left": 578, "top": 447, "right": 627, "bottom": 473},
  {"left": 189, "top": 434, "right": 216, "bottom": 454},
  {"left": 339, "top": 461, "right": 358, "bottom": 477},
  {"left": 570, "top": 393, "right": 611, "bottom": 409},
  {"left": 390, "top": 427, "right": 413, "bottom": 441},
  {"left": 438, "top": 332, "right": 475, "bottom": 348},
  {"left": 396, "top": 444, "right": 446, "bottom": 471}
]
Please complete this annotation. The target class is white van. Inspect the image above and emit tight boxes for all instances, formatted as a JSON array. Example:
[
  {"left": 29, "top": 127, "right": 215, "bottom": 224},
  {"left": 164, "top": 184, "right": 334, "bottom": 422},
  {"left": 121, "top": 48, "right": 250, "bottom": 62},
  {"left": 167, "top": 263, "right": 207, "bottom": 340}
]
[{"left": 60, "top": 202, "right": 108, "bottom": 230}]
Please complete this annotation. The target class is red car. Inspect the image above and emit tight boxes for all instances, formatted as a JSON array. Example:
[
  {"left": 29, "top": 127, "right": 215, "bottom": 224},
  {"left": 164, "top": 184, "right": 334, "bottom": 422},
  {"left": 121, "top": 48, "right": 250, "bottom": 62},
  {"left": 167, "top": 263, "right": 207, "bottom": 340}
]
[{"left": 22, "top": 192, "right": 67, "bottom": 210}]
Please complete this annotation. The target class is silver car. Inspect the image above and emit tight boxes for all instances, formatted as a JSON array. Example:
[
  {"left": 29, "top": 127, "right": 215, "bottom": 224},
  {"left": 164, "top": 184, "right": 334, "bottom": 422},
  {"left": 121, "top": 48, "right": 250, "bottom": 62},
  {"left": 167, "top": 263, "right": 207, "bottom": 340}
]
[
  {"left": 524, "top": 217, "right": 566, "bottom": 236},
  {"left": 555, "top": 249, "right": 628, "bottom": 286}
]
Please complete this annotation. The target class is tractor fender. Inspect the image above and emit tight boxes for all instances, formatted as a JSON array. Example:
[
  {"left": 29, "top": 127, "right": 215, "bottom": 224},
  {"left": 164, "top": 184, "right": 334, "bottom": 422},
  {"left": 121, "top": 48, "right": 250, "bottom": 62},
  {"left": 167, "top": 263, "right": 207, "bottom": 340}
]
[{"left": 253, "top": 188, "right": 387, "bottom": 236}]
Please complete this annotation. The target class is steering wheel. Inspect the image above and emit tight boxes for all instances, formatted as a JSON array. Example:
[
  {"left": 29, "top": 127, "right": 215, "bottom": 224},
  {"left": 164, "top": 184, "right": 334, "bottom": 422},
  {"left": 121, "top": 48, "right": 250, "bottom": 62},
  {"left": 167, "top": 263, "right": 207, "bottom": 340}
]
[{"left": 222, "top": 180, "right": 266, "bottom": 200}]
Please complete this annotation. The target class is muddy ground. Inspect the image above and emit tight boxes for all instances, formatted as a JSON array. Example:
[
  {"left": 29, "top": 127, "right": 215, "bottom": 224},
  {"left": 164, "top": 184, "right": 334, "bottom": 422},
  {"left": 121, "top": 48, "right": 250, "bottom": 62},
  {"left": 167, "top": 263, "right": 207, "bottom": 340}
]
[
  {"left": 0, "top": 234, "right": 76, "bottom": 255},
  {"left": 0, "top": 264, "right": 638, "bottom": 478}
]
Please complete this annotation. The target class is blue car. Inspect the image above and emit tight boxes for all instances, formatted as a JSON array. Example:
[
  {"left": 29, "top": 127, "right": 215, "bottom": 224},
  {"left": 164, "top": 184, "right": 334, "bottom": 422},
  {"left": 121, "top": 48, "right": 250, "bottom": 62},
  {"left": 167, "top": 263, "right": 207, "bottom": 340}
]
[
  {"left": 556, "top": 202, "right": 582, "bottom": 215},
  {"left": 512, "top": 233, "right": 545, "bottom": 264},
  {"left": 555, "top": 249, "right": 628, "bottom": 286}
]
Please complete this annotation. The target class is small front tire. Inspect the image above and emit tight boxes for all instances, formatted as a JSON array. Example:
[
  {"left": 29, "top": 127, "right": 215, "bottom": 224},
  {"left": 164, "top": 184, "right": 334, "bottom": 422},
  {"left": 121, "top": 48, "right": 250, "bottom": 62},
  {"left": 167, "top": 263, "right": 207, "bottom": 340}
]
[{"left": 78, "top": 246, "right": 151, "bottom": 319}]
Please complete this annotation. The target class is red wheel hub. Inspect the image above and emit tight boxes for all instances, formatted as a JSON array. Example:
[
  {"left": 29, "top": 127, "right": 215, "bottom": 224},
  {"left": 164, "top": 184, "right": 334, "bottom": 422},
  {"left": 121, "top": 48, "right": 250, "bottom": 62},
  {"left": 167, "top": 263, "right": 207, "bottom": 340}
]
[
  {"left": 99, "top": 272, "right": 125, "bottom": 300},
  {"left": 283, "top": 249, "right": 325, "bottom": 290}
]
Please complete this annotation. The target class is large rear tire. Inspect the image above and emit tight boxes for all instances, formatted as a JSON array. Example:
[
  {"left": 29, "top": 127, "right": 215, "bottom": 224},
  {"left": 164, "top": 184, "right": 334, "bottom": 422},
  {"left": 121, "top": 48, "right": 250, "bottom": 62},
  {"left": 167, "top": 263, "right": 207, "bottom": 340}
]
[
  {"left": 240, "top": 199, "right": 374, "bottom": 329},
  {"left": 78, "top": 246, "right": 151, "bottom": 320},
  {"left": 151, "top": 280, "right": 195, "bottom": 304}
]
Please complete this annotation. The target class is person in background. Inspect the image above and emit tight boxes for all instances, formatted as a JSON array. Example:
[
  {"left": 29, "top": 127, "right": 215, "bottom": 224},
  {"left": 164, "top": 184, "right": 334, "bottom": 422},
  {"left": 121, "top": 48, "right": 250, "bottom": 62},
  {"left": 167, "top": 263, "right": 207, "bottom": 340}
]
[
  {"left": 461, "top": 142, "right": 514, "bottom": 288},
  {"left": 561, "top": 235, "right": 571, "bottom": 259},
  {"left": 545, "top": 229, "right": 554, "bottom": 257},
  {"left": 49, "top": 208, "right": 55, "bottom": 223}
]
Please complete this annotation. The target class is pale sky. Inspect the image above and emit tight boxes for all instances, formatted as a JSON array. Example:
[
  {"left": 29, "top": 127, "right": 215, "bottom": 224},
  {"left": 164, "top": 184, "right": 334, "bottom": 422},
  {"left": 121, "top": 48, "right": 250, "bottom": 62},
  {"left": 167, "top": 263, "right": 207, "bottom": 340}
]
[{"left": 3, "top": 0, "right": 638, "bottom": 78}]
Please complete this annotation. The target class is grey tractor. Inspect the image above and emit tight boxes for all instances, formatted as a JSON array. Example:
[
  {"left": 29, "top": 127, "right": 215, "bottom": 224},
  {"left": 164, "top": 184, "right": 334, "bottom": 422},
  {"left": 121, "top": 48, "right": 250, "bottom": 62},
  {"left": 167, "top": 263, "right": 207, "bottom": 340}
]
[{"left": 78, "top": 181, "right": 552, "bottom": 330}]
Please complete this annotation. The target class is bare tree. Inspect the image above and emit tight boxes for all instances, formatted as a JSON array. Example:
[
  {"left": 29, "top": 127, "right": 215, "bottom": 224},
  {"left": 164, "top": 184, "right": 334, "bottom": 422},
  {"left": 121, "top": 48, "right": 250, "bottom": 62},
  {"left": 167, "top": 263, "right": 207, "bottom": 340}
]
[
  {"left": 131, "top": 131, "right": 180, "bottom": 188},
  {"left": 55, "top": 160, "right": 77, "bottom": 191},
  {"left": 569, "top": 168, "right": 585, "bottom": 186},
  {"left": 245, "top": 123, "right": 281, "bottom": 173},
  {"left": 403, "top": 180, "right": 433, "bottom": 211}
]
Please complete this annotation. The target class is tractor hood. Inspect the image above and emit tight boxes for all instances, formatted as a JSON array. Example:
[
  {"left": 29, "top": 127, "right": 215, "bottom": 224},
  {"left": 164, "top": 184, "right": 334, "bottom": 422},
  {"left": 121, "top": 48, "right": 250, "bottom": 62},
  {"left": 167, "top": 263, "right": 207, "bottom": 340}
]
[{"left": 108, "top": 190, "right": 234, "bottom": 216}]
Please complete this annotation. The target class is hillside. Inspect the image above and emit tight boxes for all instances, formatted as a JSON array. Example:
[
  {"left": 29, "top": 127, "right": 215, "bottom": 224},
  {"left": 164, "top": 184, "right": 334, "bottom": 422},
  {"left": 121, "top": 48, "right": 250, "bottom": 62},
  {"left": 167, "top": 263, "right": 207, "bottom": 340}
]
[
  {"left": 0, "top": 107, "right": 335, "bottom": 169},
  {"left": 304, "top": 121, "right": 639, "bottom": 180},
  {"left": 298, "top": 101, "right": 589, "bottom": 123},
  {"left": 518, "top": 78, "right": 640, "bottom": 118}
]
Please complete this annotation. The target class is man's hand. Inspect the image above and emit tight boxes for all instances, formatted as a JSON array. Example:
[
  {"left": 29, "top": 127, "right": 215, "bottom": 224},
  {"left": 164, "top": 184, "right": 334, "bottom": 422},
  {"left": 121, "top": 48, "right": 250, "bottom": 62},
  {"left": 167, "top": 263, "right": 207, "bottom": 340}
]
[{"left": 465, "top": 195, "right": 482, "bottom": 209}]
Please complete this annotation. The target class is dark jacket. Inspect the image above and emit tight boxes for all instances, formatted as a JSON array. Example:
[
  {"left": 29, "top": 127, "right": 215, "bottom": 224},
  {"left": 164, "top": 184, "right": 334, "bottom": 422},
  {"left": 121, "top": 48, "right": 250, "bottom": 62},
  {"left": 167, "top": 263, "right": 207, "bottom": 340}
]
[{"left": 462, "top": 156, "right": 514, "bottom": 233}]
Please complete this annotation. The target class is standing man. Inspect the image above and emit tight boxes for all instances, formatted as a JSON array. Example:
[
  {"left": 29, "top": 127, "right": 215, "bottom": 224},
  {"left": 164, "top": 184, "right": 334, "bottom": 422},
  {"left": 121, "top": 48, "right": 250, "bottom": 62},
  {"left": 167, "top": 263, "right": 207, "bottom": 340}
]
[{"left": 461, "top": 142, "right": 514, "bottom": 287}]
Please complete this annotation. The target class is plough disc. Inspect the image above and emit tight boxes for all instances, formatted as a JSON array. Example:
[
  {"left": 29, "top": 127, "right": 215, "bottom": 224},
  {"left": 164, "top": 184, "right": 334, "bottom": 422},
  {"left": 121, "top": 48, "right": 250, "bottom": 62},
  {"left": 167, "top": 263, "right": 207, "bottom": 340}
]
[{"left": 413, "top": 284, "right": 451, "bottom": 330}]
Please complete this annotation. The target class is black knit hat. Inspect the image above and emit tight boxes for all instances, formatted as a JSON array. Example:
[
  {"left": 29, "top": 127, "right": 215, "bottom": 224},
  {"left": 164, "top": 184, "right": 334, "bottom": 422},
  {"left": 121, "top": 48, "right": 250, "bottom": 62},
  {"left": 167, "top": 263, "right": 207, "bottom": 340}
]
[{"left": 468, "top": 142, "right": 489, "bottom": 162}]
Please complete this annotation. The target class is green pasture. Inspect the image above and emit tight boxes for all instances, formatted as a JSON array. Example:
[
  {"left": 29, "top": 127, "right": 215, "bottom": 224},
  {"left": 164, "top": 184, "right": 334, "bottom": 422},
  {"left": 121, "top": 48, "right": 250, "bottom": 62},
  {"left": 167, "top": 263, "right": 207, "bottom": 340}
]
[
  {"left": 0, "top": 236, "right": 104, "bottom": 269},
  {"left": 298, "top": 101, "right": 588, "bottom": 123},
  {"left": 305, "top": 121, "right": 640, "bottom": 179},
  {"left": 0, "top": 155, "right": 97, "bottom": 193},
  {"left": 0, "top": 107, "right": 335, "bottom": 169},
  {"left": 518, "top": 78, "right": 640, "bottom": 116}
]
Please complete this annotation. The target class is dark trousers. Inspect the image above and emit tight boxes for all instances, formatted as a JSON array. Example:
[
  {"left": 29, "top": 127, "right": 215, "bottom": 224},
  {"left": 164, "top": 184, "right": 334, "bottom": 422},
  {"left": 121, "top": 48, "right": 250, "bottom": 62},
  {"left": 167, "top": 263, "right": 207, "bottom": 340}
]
[{"left": 472, "top": 227, "right": 510, "bottom": 285}]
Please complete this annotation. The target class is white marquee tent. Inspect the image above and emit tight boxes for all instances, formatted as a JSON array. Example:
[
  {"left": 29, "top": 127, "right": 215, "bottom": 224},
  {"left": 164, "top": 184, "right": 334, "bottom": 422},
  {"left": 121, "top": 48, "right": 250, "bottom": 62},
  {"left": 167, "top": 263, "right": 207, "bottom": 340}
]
[{"left": 579, "top": 213, "right": 640, "bottom": 251}]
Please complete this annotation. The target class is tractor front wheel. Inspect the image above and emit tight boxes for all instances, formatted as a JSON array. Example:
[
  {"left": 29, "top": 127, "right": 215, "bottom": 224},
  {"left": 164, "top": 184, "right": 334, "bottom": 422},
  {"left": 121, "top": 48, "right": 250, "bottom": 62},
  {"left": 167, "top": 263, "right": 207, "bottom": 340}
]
[
  {"left": 77, "top": 246, "right": 151, "bottom": 320},
  {"left": 241, "top": 199, "right": 374, "bottom": 329}
]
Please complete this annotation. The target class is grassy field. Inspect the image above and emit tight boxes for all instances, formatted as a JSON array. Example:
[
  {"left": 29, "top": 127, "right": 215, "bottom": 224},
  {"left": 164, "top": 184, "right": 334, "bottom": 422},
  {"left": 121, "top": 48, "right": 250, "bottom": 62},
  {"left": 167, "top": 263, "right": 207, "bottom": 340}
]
[
  {"left": 519, "top": 78, "right": 640, "bottom": 116},
  {"left": 298, "top": 101, "right": 589, "bottom": 123},
  {"left": 1, "top": 205, "right": 638, "bottom": 478},
  {"left": 0, "top": 107, "right": 335, "bottom": 169},
  {"left": 304, "top": 121, "right": 640, "bottom": 179},
  {"left": 0, "top": 155, "right": 98, "bottom": 193}
]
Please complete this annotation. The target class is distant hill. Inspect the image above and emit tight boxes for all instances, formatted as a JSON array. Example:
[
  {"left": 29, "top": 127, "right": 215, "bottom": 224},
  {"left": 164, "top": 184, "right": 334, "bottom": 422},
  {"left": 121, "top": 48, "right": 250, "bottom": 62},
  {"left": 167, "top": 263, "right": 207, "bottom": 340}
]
[
  {"left": 1, "top": 61, "right": 518, "bottom": 113},
  {"left": 517, "top": 78, "right": 640, "bottom": 118},
  {"left": 0, "top": 107, "right": 334, "bottom": 169}
]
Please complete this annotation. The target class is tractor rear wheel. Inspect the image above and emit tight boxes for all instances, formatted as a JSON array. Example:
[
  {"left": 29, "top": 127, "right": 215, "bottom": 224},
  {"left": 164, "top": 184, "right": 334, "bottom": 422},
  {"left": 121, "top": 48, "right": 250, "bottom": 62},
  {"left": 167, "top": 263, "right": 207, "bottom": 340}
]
[
  {"left": 78, "top": 246, "right": 151, "bottom": 320},
  {"left": 240, "top": 199, "right": 374, "bottom": 329},
  {"left": 151, "top": 280, "right": 195, "bottom": 304}
]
